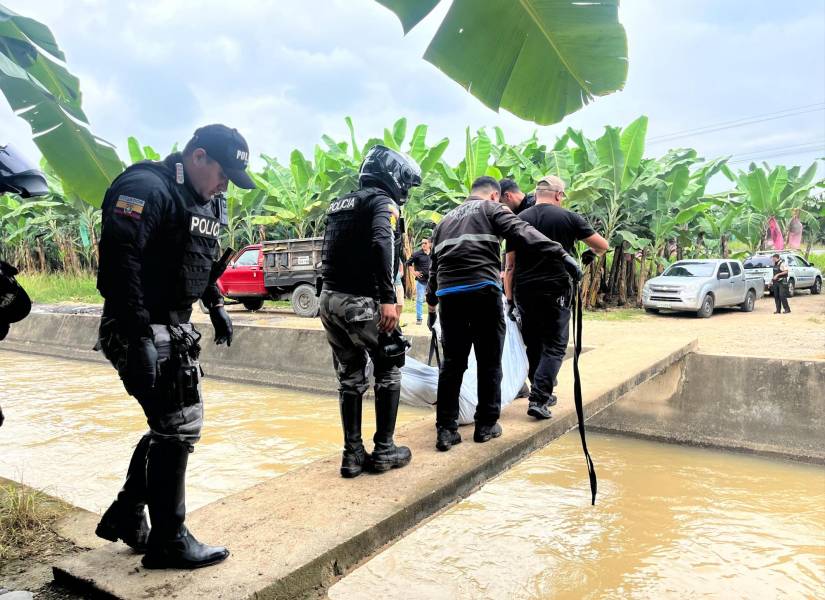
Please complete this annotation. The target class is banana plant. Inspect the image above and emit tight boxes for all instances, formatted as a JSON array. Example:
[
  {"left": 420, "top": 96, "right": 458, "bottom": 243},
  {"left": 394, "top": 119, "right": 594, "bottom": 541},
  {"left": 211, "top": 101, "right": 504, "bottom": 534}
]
[
  {"left": 722, "top": 160, "right": 822, "bottom": 250},
  {"left": 0, "top": 4, "right": 123, "bottom": 207}
]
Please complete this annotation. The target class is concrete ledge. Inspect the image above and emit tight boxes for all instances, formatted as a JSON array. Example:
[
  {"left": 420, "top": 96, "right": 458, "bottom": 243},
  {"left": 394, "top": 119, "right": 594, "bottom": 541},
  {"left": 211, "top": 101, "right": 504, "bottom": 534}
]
[
  {"left": 3, "top": 312, "right": 432, "bottom": 395},
  {"left": 52, "top": 334, "right": 697, "bottom": 600},
  {"left": 589, "top": 353, "right": 825, "bottom": 464}
]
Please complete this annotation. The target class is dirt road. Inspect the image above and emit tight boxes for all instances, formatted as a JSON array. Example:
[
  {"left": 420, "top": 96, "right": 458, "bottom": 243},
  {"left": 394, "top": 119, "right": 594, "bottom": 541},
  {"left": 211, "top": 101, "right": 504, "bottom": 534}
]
[{"left": 207, "top": 290, "right": 824, "bottom": 361}]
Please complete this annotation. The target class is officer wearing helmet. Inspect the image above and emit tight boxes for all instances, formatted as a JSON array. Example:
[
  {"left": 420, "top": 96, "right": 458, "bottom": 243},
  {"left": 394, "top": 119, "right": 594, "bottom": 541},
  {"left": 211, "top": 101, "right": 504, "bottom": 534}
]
[
  {"left": 320, "top": 144, "right": 421, "bottom": 478},
  {"left": 1, "top": 144, "right": 46, "bottom": 428},
  {"left": 95, "top": 124, "right": 255, "bottom": 569}
]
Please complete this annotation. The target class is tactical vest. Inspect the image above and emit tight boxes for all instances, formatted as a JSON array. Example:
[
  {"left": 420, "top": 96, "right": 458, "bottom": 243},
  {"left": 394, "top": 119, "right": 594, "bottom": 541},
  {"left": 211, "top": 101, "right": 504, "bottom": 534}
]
[
  {"left": 321, "top": 187, "right": 402, "bottom": 297},
  {"left": 773, "top": 261, "right": 787, "bottom": 281},
  {"left": 121, "top": 159, "right": 221, "bottom": 309}
]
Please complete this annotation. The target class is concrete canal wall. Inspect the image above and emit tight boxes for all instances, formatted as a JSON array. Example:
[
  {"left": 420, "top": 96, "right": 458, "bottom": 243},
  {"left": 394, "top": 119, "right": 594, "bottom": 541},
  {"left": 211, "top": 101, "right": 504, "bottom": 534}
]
[
  {"left": 2, "top": 311, "right": 433, "bottom": 395},
  {"left": 590, "top": 352, "right": 825, "bottom": 463}
]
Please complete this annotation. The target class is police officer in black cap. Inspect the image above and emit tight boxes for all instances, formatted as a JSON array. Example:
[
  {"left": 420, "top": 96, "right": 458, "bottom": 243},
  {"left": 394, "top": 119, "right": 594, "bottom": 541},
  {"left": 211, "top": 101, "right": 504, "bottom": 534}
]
[
  {"left": 1, "top": 143, "right": 48, "bottom": 427},
  {"left": 95, "top": 124, "right": 255, "bottom": 569},
  {"left": 319, "top": 144, "right": 421, "bottom": 478}
]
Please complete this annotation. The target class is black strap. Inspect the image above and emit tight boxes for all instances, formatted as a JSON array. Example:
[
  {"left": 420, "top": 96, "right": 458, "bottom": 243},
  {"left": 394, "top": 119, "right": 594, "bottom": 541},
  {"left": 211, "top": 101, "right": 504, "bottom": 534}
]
[
  {"left": 572, "top": 282, "right": 597, "bottom": 505},
  {"left": 427, "top": 329, "right": 442, "bottom": 368}
]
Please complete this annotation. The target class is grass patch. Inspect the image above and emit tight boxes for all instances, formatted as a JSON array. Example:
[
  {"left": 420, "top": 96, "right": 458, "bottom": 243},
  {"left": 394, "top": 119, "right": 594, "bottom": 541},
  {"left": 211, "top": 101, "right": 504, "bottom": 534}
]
[
  {"left": 807, "top": 252, "right": 825, "bottom": 272},
  {"left": 583, "top": 308, "right": 644, "bottom": 321},
  {"left": 0, "top": 480, "right": 70, "bottom": 561},
  {"left": 16, "top": 272, "right": 102, "bottom": 304}
]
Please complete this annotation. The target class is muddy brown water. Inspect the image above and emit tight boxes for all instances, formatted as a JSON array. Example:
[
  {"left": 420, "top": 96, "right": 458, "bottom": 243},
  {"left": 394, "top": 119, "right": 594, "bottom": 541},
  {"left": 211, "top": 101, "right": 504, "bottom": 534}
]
[
  {"left": 0, "top": 351, "right": 427, "bottom": 513},
  {"left": 2, "top": 351, "right": 823, "bottom": 598},
  {"left": 330, "top": 433, "right": 825, "bottom": 600}
]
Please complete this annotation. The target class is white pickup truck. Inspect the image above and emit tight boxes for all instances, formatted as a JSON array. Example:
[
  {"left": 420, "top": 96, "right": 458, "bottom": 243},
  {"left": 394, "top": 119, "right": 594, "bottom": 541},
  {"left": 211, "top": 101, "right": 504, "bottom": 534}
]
[
  {"left": 642, "top": 259, "right": 765, "bottom": 318},
  {"left": 743, "top": 252, "right": 823, "bottom": 297}
]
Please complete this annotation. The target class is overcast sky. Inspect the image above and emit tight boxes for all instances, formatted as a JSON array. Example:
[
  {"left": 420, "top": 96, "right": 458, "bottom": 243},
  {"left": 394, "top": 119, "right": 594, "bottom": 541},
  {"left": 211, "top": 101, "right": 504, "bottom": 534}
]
[{"left": 3, "top": 0, "right": 824, "bottom": 188}]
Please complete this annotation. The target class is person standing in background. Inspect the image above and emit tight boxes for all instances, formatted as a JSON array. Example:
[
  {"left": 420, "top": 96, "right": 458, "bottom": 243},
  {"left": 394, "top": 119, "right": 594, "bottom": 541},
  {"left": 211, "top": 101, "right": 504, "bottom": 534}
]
[
  {"left": 407, "top": 238, "right": 431, "bottom": 325},
  {"left": 771, "top": 253, "right": 791, "bottom": 314}
]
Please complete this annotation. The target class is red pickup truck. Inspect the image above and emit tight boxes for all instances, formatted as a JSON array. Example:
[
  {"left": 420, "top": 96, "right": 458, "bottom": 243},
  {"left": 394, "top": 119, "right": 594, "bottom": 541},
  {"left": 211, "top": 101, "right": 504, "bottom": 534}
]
[{"left": 216, "top": 238, "right": 322, "bottom": 317}]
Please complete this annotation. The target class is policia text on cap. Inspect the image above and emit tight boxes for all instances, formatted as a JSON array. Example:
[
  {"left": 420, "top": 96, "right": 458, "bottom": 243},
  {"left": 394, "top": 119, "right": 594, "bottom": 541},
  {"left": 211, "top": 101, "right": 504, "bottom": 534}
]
[
  {"left": 94, "top": 124, "right": 255, "bottom": 570},
  {"left": 426, "top": 176, "right": 583, "bottom": 452}
]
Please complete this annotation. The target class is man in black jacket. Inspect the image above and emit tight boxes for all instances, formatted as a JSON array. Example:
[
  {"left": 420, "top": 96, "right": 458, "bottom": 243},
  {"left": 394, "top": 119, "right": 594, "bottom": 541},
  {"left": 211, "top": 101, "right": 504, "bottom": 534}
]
[
  {"left": 320, "top": 145, "right": 421, "bottom": 478},
  {"left": 95, "top": 124, "right": 252, "bottom": 569},
  {"left": 505, "top": 175, "right": 608, "bottom": 420},
  {"left": 427, "top": 176, "right": 581, "bottom": 451}
]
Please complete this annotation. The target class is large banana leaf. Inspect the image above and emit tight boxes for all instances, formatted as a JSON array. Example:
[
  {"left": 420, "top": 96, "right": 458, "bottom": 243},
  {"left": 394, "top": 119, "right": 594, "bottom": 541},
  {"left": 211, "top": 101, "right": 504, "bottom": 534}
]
[
  {"left": 0, "top": 4, "right": 122, "bottom": 207},
  {"left": 375, "top": 0, "right": 627, "bottom": 125}
]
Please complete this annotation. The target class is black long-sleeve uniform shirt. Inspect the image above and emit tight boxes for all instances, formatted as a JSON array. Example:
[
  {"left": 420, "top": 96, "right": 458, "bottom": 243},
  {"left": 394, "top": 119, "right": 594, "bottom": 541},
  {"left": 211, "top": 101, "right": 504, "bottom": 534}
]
[{"left": 97, "top": 154, "right": 222, "bottom": 339}]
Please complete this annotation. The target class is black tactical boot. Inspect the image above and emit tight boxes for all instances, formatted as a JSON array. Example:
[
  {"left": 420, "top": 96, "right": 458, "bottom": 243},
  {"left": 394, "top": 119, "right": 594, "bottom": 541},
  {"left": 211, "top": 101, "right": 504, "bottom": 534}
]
[
  {"left": 142, "top": 440, "right": 229, "bottom": 570},
  {"left": 435, "top": 427, "right": 461, "bottom": 452},
  {"left": 340, "top": 390, "right": 369, "bottom": 478},
  {"left": 96, "top": 434, "right": 151, "bottom": 552},
  {"left": 371, "top": 386, "right": 411, "bottom": 472},
  {"left": 473, "top": 422, "right": 503, "bottom": 443}
]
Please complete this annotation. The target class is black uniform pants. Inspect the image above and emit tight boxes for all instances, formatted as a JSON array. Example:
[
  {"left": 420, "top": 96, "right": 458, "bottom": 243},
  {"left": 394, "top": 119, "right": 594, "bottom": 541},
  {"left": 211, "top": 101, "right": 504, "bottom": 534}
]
[
  {"left": 516, "top": 288, "right": 571, "bottom": 403},
  {"left": 772, "top": 281, "right": 790, "bottom": 312},
  {"left": 436, "top": 287, "right": 505, "bottom": 431}
]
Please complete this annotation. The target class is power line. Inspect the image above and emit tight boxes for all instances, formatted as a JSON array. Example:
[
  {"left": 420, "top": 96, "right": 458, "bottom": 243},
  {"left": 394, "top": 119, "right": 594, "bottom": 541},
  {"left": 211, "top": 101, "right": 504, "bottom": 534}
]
[
  {"left": 648, "top": 103, "right": 825, "bottom": 145},
  {"left": 728, "top": 143, "right": 825, "bottom": 164},
  {"left": 729, "top": 140, "right": 825, "bottom": 160}
]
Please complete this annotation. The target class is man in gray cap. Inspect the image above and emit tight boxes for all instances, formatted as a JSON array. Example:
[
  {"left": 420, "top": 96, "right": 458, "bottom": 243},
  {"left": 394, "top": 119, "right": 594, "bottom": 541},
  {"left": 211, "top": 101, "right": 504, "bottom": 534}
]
[
  {"left": 95, "top": 124, "right": 255, "bottom": 569},
  {"left": 504, "top": 175, "right": 607, "bottom": 420}
]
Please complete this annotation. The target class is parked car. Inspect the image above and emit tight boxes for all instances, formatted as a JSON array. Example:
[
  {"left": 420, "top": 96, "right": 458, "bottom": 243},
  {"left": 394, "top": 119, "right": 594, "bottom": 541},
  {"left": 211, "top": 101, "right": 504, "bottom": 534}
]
[
  {"left": 743, "top": 251, "right": 822, "bottom": 296},
  {"left": 642, "top": 259, "right": 765, "bottom": 318},
  {"left": 216, "top": 238, "right": 323, "bottom": 317}
]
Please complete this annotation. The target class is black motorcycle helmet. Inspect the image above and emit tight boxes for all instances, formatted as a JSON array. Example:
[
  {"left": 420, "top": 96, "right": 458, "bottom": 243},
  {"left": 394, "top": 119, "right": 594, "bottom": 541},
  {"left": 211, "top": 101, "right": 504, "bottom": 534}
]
[
  {"left": 358, "top": 145, "right": 422, "bottom": 204},
  {"left": 0, "top": 260, "right": 32, "bottom": 340},
  {"left": 0, "top": 144, "right": 49, "bottom": 198}
]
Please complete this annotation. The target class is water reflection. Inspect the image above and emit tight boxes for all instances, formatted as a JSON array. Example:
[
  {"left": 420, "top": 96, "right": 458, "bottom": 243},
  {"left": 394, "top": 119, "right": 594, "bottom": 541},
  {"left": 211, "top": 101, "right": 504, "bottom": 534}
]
[
  {"left": 0, "top": 351, "right": 427, "bottom": 513},
  {"left": 330, "top": 433, "right": 825, "bottom": 600}
]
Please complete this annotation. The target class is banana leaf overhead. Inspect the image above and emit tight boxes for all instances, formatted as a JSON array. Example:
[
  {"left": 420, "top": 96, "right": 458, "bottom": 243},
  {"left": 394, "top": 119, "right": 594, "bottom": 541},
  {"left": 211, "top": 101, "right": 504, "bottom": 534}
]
[
  {"left": 0, "top": 3, "right": 123, "bottom": 207},
  {"left": 375, "top": 0, "right": 628, "bottom": 125}
]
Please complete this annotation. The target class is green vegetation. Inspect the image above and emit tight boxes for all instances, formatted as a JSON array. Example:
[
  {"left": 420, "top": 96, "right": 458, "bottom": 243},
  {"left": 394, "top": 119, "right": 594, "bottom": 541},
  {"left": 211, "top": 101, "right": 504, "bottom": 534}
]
[
  {"left": 17, "top": 272, "right": 101, "bottom": 304},
  {"left": 0, "top": 480, "right": 69, "bottom": 561},
  {"left": 807, "top": 251, "right": 825, "bottom": 271},
  {"left": 2, "top": 116, "right": 823, "bottom": 310},
  {"left": 376, "top": 0, "right": 627, "bottom": 125},
  {"left": 583, "top": 308, "right": 644, "bottom": 322}
]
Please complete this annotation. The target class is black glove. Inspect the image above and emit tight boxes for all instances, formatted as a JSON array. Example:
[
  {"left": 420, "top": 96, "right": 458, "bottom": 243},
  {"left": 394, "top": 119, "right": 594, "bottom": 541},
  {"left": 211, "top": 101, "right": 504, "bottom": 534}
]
[
  {"left": 581, "top": 249, "right": 597, "bottom": 266},
  {"left": 427, "top": 311, "right": 437, "bottom": 330},
  {"left": 210, "top": 305, "right": 233, "bottom": 346},
  {"left": 124, "top": 336, "right": 158, "bottom": 396},
  {"left": 562, "top": 254, "right": 583, "bottom": 282},
  {"left": 506, "top": 300, "right": 522, "bottom": 328}
]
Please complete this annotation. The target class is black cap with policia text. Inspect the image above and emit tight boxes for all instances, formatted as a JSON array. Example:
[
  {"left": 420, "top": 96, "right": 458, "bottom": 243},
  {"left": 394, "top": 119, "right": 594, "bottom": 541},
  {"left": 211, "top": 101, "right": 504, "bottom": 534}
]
[{"left": 189, "top": 124, "right": 256, "bottom": 189}]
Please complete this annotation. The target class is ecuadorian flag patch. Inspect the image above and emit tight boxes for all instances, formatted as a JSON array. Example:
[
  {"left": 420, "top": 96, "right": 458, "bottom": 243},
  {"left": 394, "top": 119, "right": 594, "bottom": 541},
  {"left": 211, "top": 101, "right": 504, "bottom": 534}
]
[{"left": 114, "top": 195, "right": 145, "bottom": 220}]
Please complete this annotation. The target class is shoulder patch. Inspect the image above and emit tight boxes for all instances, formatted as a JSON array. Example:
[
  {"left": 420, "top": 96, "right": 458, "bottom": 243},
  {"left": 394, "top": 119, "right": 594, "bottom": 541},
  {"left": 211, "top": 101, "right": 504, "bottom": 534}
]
[
  {"left": 388, "top": 204, "right": 400, "bottom": 229},
  {"left": 114, "top": 195, "right": 145, "bottom": 220}
]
